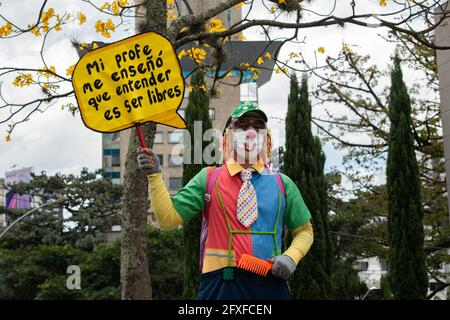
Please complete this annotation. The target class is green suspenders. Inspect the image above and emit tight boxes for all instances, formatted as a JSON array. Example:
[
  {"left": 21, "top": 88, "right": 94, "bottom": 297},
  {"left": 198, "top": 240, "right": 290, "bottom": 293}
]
[{"left": 214, "top": 179, "right": 283, "bottom": 280}]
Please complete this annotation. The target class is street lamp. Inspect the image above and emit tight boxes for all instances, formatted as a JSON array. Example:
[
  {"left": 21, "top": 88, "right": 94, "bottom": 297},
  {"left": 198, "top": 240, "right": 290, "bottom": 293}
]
[{"left": 0, "top": 197, "right": 67, "bottom": 240}]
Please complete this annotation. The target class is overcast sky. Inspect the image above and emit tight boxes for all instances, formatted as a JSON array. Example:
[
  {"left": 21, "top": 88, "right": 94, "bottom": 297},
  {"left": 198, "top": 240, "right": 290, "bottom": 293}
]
[{"left": 0, "top": 0, "right": 422, "bottom": 184}]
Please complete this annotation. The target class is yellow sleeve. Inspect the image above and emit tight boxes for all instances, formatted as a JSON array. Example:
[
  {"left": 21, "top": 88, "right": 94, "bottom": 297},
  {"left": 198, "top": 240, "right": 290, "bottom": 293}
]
[
  {"left": 147, "top": 172, "right": 184, "bottom": 228},
  {"left": 283, "top": 221, "right": 314, "bottom": 265}
]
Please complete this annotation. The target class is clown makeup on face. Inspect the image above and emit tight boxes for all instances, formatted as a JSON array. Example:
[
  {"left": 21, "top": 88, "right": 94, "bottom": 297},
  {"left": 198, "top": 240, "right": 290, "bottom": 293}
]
[{"left": 224, "top": 112, "right": 269, "bottom": 165}]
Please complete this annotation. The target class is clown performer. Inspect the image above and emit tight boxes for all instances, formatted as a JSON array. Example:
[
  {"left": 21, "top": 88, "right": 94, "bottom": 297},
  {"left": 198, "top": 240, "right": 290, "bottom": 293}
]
[{"left": 137, "top": 102, "right": 314, "bottom": 300}]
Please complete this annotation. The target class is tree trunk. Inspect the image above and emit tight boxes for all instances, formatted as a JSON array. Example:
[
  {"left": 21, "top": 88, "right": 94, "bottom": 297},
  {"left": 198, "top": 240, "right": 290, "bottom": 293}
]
[{"left": 120, "top": 0, "right": 167, "bottom": 300}]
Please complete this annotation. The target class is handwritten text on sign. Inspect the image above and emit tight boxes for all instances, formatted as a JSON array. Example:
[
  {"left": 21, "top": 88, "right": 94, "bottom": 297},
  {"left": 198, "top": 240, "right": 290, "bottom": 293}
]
[{"left": 72, "top": 32, "right": 186, "bottom": 133}]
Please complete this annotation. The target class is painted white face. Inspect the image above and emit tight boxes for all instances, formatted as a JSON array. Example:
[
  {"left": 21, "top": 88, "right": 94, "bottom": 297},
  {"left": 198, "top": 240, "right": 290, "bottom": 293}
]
[{"left": 231, "top": 127, "right": 265, "bottom": 164}]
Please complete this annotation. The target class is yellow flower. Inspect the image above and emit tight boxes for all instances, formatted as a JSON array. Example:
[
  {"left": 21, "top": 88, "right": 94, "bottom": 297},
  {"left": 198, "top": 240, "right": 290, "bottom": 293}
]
[
  {"left": 249, "top": 67, "right": 260, "bottom": 79},
  {"left": 66, "top": 64, "right": 75, "bottom": 76},
  {"left": 112, "top": 1, "right": 120, "bottom": 14},
  {"left": 208, "top": 18, "right": 226, "bottom": 33},
  {"left": 0, "top": 23, "right": 13, "bottom": 37},
  {"left": 257, "top": 57, "right": 264, "bottom": 65},
  {"left": 265, "top": 52, "right": 272, "bottom": 59},
  {"left": 188, "top": 85, "right": 193, "bottom": 93},
  {"left": 78, "top": 12, "right": 86, "bottom": 25},
  {"left": 29, "top": 25, "right": 41, "bottom": 36},
  {"left": 289, "top": 51, "right": 299, "bottom": 58},
  {"left": 278, "top": 0, "right": 287, "bottom": 4},
  {"left": 100, "top": 2, "right": 111, "bottom": 10},
  {"left": 317, "top": 46, "right": 325, "bottom": 54},
  {"left": 92, "top": 43, "right": 99, "bottom": 49},
  {"left": 12, "top": 74, "right": 33, "bottom": 87},
  {"left": 79, "top": 42, "right": 88, "bottom": 50},
  {"left": 95, "top": 19, "right": 115, "bottom": 38},
  {"left": 39, "top": 66, "right": 56, "bottom": 78},
  {"left": 167, "top": 0, "right": 175, "bottom": 4},
  {"left": 42, "top": 8, "right": 55, "bottom": 21},
  {"left": 241, "top": 62, "right": 250, "bottom": 70},
  {"left": 379, "top": 0, "right": 387, "bottom": 7},
  {"left": 239, "top": 34, "right": 246, "bottom": 41},
  {"left": 5, "top": 134, "right": 11, "bottom": 142},
  {"left": 343, "top": 43, "right": 351, "bottom": 53},
  {"left": 178, "top": 49, "right": 187, "bottom": 60},
  {"left": 275, "top": 67, "right": 288, "bottom": 74},
  {"left": 119, "top": 0, "right": 129, "bottom": 6},
  {"left": 188, "top": 48, "right": 206, "bottom": 63},
  {"left": 270, "top": 6, "right": 277, "bottom": 13},
  {"left": 55, "top": 15, "right": 62, "bottom": 31}
]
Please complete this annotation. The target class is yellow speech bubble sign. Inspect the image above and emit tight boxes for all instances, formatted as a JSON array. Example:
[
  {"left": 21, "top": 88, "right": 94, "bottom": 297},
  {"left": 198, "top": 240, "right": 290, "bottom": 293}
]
[{"left": 72, "top": 32, "right": 186, "bottom": 133}]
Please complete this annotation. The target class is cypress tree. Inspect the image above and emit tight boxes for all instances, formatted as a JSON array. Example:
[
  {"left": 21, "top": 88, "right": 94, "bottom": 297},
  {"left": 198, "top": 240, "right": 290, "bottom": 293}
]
[
  {"left": 386, "top": 54, "right": 428, "bottom": 299},
  {"left": 284, "top": 74, "right": 332, "bottom": 299},
  {"left": 182, "top": 72, "right": 213, "bottom": 299}
]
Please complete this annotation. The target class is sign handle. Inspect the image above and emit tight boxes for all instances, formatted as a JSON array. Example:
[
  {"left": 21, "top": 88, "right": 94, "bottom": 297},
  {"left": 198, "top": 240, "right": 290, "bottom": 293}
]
[{"left": 136, "top": 125, "right": 148, "bottom": 149}]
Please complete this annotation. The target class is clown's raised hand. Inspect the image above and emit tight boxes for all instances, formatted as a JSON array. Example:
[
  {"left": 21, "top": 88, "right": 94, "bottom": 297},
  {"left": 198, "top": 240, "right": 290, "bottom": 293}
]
[{"left": 137, "top": 148, "right": 161, "bottom": 174}]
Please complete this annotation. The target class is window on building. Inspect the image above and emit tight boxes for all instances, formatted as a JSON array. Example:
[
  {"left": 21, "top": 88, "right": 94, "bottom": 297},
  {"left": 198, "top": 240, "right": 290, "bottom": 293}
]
[
  {"left": 169, "top": 177, "right": 183, "bottom": 190},
  {"left": 104, "top": 171, "right": 120, "bottom": 180},
  {"left": 209, "top": 108, "right": 215, "bottom": 120},
  {"left": 154, "top": 132, "right": 163, "bottom": 144},
  {"left": 111, "top": 149, "right": 120, "bottom": 167},
  {"left": 103, "top": 148, "right": 120, "bottom": 168},
  {"left": 168, "top": 131, "right": 184, "bottom": 144},
  {"left": 157, "top": 154, "right": 164, "bottom": 166},
  {"left": 354, "top": 261, "right": 369, "bottom": 271},
  {"left": 169, "top": 154, "right": 183, "bottom": 167},
  {"left": 240, "top": 81, "right": 258, "bottom": 102}
]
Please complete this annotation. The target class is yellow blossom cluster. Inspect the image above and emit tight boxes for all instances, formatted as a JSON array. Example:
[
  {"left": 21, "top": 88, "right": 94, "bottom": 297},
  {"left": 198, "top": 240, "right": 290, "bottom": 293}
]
[
  {"left": 188, "top": 84, "right": 207, "bottom": 93},
  {"left": 28, "top": 7, "right": 62, "bottom": 36},
  {"left": 66, "top": 64, "right": 75, "bottom": 76},
  {"left": 38, "top": 66, "right": 56, "bottom": 78},
  {"left": 12, "top": 74, "right": 33, "bottom": 87},
  {"left": 207, "top": 19, "right": 226, "bottom": 33},
  {"left": 342, "top": 43, "right": 351, "bottom": 53},
  {"left": 0, "top": 23, "right": 13, "bottom": 37},
  {"left": 275, "top": 66, "right": 288, "bottom": 74},
  {"left": 257, "top": 52, "right": 274, "bottom": 64},
  {"left": 188, "top": 48, "right": 207, "bottom": 63},
  {"left": 77, "top": 12, "right": 87, "bottom": 25},
  {"left": 101, "top": 1, "right": 128, "bottom": 15},
  {"left": 95, "top": 19, "right": 115, "bottom": 38},
  {"left": 379, "top": 0, "right": 387, "bottom": 7}
]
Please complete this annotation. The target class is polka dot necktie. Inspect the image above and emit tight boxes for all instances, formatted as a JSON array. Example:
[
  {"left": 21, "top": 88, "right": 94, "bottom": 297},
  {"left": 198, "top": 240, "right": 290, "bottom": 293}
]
[{"left": 236, "top": 168, "right": 259, "bottom": 228}]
